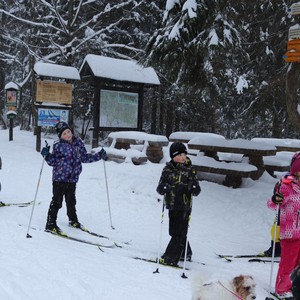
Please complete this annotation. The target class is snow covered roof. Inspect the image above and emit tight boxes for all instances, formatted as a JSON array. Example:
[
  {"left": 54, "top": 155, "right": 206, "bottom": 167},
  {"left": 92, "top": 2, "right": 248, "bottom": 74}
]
[
  {"left": 79, "top": 54, "right": 160, "bottom": 85},
  {"left": 4, "top": 82, "right": 19, "bottom": 90},
  {"left": 34, "top": 62, "right": 80, "bottom": 80}
]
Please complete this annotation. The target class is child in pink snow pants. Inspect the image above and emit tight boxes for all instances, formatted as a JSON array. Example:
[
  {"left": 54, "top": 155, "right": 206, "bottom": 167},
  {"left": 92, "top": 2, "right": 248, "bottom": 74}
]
[{"left": 267, "top": 157, "right": 300, "bottom": 298}]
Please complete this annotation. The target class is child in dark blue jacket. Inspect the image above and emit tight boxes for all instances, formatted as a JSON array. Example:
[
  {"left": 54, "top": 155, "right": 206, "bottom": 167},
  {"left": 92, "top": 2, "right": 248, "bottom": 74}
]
[{"left": 41, "top": 122, "right": 107, "bottom": 235}]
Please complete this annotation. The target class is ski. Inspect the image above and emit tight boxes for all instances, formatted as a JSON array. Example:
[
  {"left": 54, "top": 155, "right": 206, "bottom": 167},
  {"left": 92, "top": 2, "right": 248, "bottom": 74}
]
[
  {"left": 132, "top": 256, "right": 189, "bottom": 270},
  {"left": 0, "top": 200, "right": 37, "bottom": 207},
  {"left": 70, "top": 225, "right": 131, "bottom": 248},
  {"left": 46, "top": 230, "right": 115, "bottom": 249},
  {"left": 216, "top": 252, "right": 268, "bottom": 259},
  {"left": 265, "top": 291, "right": 281, "bottom": 300},
  {"left": 248, "top": 258, "right": 280, "bottom": 263}
]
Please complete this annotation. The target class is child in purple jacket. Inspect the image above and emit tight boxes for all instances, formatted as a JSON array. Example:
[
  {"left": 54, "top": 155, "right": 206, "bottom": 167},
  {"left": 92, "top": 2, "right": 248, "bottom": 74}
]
[{"left": 41, "top": 122, "right": 107, "bottom": 235}]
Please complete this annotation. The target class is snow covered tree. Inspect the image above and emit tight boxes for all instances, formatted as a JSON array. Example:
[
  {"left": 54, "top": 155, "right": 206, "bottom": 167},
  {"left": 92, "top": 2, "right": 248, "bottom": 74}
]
[
  {"left": 145, "top": 0, "right": 299, "bottom": 138},
  {"left": 0, "top": 0, "right": 162, "bottom": 131},
  {"left": 145, "top": 0, "right": 252, "bottom": 136}
]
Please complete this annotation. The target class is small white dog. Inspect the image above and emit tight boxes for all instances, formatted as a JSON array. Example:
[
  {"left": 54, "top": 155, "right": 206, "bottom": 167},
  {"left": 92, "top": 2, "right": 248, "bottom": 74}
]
[{"left": 192, "top": 274, "right": 256, "bottom": 300}]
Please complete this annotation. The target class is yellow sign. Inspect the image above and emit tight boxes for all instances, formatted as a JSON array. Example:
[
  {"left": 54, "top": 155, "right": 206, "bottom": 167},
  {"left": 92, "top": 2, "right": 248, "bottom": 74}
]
[{"left": 36, "top": 80, "right": 72, "bottom": 105}]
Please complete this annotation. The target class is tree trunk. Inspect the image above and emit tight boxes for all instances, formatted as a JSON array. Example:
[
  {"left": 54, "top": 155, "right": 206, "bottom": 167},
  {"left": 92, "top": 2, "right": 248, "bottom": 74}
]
[{"left": 286, "top": 63, "right": 300, "bottom": 131}]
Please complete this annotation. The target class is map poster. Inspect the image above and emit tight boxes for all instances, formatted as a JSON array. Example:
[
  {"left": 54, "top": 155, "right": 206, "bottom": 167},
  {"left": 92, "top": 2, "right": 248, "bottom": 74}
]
[
  {"left": 37, "top": 108, "right": 69, "bottom": 127},
  {"left": 99, "top": 89, "right": 139, "bottom": 128}
]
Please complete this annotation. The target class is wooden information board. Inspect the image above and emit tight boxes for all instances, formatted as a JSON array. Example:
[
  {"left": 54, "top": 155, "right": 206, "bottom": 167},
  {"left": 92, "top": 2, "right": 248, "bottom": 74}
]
[{"left": 36, "top": 80, "right": 72, "bottom": 104}]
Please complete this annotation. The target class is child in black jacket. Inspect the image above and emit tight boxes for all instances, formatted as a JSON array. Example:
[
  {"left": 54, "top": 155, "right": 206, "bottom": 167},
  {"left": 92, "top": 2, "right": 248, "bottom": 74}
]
[{"left": 156, "top": 142, "right": 200, "bottom": 266}]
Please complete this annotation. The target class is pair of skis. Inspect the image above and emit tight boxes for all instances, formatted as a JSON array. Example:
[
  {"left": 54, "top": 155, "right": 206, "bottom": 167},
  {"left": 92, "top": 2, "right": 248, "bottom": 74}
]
[
  {"left": 38, "top": 225, "right": 130, "bottom": 250},
  {"left": 216, "top": 253, "right": 280, "bottom": 263}
]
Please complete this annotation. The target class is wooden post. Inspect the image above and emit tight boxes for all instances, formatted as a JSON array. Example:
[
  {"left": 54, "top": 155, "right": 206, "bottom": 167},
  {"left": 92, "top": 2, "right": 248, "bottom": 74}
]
[
  {"left": 36, "top": 126, "right": 41, "bottom": 152},
  {"left": 9, "top": 118, "right": 13, "bottom": 141},
  {"left": 92, "top": 83, "right": 100, "bottom": 148}
]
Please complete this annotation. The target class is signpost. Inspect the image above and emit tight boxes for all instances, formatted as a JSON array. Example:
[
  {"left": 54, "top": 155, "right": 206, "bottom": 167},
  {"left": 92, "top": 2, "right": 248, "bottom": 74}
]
[{"left": 4, "top": 82, "right": 19, "bottom": 141}]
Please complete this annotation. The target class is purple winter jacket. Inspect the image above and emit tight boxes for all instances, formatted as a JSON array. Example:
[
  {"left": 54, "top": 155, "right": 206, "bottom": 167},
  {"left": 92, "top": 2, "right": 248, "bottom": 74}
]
[{"left": 45, "top": 136, "right": 101, "bottom": 183}]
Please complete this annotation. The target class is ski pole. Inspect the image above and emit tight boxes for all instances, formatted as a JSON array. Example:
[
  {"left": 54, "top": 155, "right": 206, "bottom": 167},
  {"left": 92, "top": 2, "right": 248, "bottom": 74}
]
[
  {"left": 265, "top": 204, "right": 280, "bottom": 300},
  {"left": 103, "top": 159, "right": 114, "bottom": 230},
  {"left": 153, "top": 195, "right": 166, "bottom": 274},
  {"left": 26, "top": 141, "right": 47, "bottom": 238},
  {"left": 181, "top": 212, "right": 192, "bottom": 279}
]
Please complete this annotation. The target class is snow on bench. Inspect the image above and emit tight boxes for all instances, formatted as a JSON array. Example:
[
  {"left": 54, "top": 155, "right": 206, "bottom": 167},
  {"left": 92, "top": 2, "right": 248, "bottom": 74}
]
[
  {"left": 107, "top": 131, "right": 169, "bottom": 164},
  {"left": 190, "top": 156, "right": 258, "bottom": 188}
]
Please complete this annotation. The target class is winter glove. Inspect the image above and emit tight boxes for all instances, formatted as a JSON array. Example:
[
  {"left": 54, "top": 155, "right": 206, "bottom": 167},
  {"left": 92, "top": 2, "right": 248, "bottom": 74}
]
[
  {"left": 188, "top": 181, "right": 201, "bottom": 196},
  {"left": 41, "top": 145, "right": 50, "bottom": 158},
  {"left": 156, "top": 183, "right": 170, "bottom": 195},
  {"left": 162, "top": 185, "right": 170, "bottom": 194},
  {"left": 271, "top": 192, "right": 283, "bottom": 205},
  {"left": 99, "top": 148, "right": 107, "bottom": 161}
]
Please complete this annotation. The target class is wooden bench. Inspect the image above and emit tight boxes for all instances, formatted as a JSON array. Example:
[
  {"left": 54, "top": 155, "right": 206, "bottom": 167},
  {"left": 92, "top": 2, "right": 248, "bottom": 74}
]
[
  {"left": 106, "top": 148, "right": 148, "bottom": 165},
  {"left": 107, "top": 131, "right": 169, "bottom": 164},
  {"left": 190, "top": 156, "right": 258, "bottom": 188}
]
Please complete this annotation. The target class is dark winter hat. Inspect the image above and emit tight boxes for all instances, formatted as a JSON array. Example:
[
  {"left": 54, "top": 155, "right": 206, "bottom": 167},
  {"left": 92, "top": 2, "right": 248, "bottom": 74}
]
[
  {"left": 55, "top": 122, "right": 70, "bottom": 138},
  {"left": 169, "top": 142, "right": 187, "bottom": 159},
  {"left": 291, "top": 155, "right": 300, "bottom": 174}
]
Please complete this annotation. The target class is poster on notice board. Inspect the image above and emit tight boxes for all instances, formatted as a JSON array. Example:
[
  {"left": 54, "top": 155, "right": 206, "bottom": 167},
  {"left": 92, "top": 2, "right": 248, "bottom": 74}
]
[{"left": 37, "top": 108, "right": 69, "bottom": 127}]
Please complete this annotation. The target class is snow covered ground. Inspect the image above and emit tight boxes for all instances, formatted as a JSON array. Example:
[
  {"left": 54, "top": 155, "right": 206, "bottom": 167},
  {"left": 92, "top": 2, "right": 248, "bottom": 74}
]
[{"left": 0, "top": 128, "right": 282, "bottom": 299}]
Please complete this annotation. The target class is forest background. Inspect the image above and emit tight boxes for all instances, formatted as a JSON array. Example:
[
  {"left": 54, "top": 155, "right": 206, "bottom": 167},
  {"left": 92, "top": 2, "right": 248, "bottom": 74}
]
[{"left": 0, "top": 0, "right": 299, "bottom": 140}]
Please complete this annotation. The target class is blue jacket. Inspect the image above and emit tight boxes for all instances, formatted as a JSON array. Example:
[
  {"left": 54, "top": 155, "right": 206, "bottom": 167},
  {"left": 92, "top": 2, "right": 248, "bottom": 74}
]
[{"left": 45, "top": 136, "right": 101, "bottom": 183}]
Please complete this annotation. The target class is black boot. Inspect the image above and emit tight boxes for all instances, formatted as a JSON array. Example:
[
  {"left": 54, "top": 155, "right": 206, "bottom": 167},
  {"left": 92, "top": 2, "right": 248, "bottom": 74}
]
[{"left": 263, "top": 241, "right": 281, "bottom": 257}]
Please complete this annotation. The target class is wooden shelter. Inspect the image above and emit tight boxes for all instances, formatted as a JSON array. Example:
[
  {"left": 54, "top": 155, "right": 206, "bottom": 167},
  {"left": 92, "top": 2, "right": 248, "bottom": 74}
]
[{"left": 79, "top": 55, "right": 160, "bottom": 148}]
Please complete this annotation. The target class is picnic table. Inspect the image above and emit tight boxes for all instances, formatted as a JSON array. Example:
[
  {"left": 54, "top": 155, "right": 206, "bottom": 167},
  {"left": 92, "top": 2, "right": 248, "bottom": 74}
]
[
  {"left": 251, "top": 138, "right": 300, "bottom": 176},
  {"left": 251, "top": 137, "right": 300, "bottom": 152},
  {"left": 107, "top": 131, "right": 169, "bottom": 164},
  {"left": 169, "top": 131, "right": 226, "bottom": 157},
  {"left": 188, "top": 137, "right": 277, "bottom": 180},
  {"left": 169, "top": 131, "right": 225, "bottom": 144}
]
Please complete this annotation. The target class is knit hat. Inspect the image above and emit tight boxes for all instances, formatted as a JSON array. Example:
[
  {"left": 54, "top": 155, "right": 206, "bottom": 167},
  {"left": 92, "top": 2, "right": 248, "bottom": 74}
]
[
  {"left": 291, "top": 155, "right": 300, "bottom": 174},
  {"left": 55, "top": 122, "right": 70, "bottom": 138},
  {"left": 169, "top": 142, "right": 187, "bottom": 159}
]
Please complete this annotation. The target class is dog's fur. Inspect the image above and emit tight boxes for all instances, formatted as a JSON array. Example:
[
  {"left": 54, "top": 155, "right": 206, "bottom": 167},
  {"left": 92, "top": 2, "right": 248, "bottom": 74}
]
[{"left": 192, "top": 274, "right": 256, "bottom": 300}]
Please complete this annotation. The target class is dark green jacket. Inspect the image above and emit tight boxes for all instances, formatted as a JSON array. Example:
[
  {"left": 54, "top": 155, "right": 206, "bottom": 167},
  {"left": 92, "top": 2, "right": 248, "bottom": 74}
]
[{"left": 156, "top": 158, "right": 200, "bottom": 210}]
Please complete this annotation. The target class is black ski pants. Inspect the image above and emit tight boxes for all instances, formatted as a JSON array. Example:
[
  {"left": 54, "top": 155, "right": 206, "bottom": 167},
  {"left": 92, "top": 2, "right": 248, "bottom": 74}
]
[
  {"left": 47, "top": 181, "right": 78, "bottom": 226},
  {"left": 163, "top": 210, "right": 192, "bottom": 264}
]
